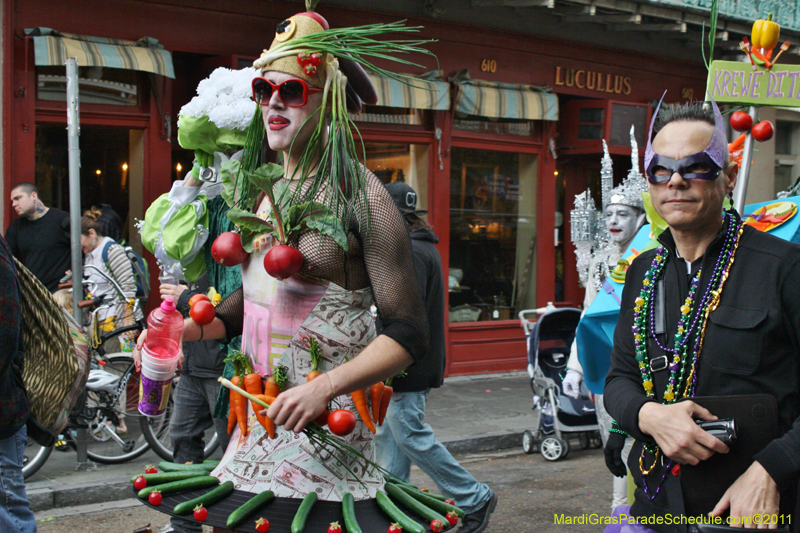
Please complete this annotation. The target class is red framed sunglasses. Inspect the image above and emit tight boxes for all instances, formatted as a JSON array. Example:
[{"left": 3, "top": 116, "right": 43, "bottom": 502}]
[{"left": 251, "top": 77, "right": 323, "bottom": 107}]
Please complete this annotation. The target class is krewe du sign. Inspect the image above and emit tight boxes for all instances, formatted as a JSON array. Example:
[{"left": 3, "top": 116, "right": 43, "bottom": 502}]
[{"left": 707, "top": 60, "right": 800, "bottom": 106}]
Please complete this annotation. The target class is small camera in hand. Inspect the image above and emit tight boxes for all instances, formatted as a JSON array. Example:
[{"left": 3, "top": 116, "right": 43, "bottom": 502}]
[{"left": 695, "top": 418, "right": 737, "bottom": 445}]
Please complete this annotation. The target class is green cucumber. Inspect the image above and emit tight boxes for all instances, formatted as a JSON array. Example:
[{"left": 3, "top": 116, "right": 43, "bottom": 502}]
[
  {"left": 138, "top": 476, "right": 219, "bottom": 499},
  {"left": 226, "top": 490, "right": 275, "bottom": 529},
  {"left": 173, "top": 481, "right": 234, "bottom": 515},
  {"left": 341, "top": 493, "right": 362, "bottom": 533},
  {"left": 158, "top": 461, "right": 216, "bottom": 472},
  {"left": 130, "top": 471, "right": 208, "bottom": 485},
  {"left": 291, "top": 492, "right": 318, "bottom": 533},
  {"left": 202, "top": 460, "right": 220, "bottom": 468},
  {"left": 375, "top": 490, "right": 424, "bottom": 533},
  {"left": 385, "top": 483, "right": 448, "bottom": 525},
  {"left": 397, "top": 483, "right": 465, "bottom": 517}
]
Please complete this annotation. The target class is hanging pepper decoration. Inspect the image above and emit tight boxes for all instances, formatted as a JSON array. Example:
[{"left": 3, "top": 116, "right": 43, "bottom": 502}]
[
  {"left": 743, "top": 13, "right": 791, "bottom": 70},
  {"left": 751, "top": 13, "right": 780, "bottom": 51}
]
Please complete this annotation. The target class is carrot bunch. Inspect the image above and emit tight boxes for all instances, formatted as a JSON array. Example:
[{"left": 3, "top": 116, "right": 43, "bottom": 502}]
[{"left": 223, "top": 353, "right": 248, "bottom": 437}]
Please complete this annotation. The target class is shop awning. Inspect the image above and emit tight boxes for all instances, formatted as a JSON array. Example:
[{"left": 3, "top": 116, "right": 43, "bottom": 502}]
[
  {"left": 25, "top": 28, "right": 175, "bottom": 79},
  {"left": 367, "top": 71, "right": 450, "bottom": 110},
  {"left": 454, "top": 77, "right": 558, "bottom": 121}
]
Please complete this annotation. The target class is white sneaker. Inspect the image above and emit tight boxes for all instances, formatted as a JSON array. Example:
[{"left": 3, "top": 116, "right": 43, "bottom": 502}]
[{"left": 158, "top": 525, "right": 175, "bottom": 533}]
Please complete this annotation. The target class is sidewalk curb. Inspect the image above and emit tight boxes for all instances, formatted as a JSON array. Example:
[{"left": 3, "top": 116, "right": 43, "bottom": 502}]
[{"left": 28, "top": 431, "right": 524, "bottom": 513}]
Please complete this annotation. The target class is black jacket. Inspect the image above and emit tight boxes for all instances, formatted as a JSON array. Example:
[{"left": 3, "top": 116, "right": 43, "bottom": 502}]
[
  {"left": 605, "top": 212, "right": 800, "bottom": 531},
  {"left": 380, "top": 228, "right": 446, "bottom": 393}
]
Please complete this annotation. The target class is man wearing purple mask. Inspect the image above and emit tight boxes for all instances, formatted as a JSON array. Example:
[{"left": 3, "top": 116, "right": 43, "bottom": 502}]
[{"left": 604, "top": 98, "right": 800, "bottom": 532}]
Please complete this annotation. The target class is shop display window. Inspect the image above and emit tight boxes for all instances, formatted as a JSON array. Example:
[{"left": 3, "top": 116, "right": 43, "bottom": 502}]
[
  {"left": 34, "top": 124, "right": 143, "bottom": 247},
  {"left": 36, "top": 66, "right": 139, "bottom": 106},
  {"left": 355, "top": 142, "right": 430, "bottom": 209},
  {"left": 449, "top": 147, "right": 537, "bottom": 322}
]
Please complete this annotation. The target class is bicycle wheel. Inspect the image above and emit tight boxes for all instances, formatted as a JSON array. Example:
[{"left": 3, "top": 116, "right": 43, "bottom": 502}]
[
  {"left": 22, "top": 440, "right": 53, "bottom": 479},
  {"left": 82, "top": 356, "right": 150, "bottom": 464},
  {"left": 141, "top": 375, "right": 220, "bottom": 462}
]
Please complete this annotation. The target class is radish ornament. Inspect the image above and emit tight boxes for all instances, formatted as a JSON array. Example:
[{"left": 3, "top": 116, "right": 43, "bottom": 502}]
[
  {"left": 211, "top": 232, "right": 249, "bottom": 266},
  {"left": 264, "top": 244, "right": 304, "bottom": 280}
]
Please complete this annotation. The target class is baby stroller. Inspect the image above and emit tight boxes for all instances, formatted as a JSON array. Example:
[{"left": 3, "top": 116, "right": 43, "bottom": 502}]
[{"left": 519, "top": 307, "right": 601, "bottom": 461}]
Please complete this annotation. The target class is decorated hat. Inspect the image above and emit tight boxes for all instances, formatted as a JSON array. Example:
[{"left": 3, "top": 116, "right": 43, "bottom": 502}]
[{"left": 253, "top": 12, "right": 379, "bottom": 113}]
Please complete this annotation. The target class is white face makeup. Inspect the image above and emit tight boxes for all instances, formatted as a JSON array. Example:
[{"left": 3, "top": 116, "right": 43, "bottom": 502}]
[{"left": 605, "top": 204, "right": 643, "bottom": 244}]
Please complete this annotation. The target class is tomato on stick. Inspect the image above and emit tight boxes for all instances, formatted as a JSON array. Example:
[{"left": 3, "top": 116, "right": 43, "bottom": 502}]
[
  {"left": 752, "top": 120, "right": 775, "bottom": 142},
  {"left": 190, "top": 300, "right": 215, "bottom": 326}
]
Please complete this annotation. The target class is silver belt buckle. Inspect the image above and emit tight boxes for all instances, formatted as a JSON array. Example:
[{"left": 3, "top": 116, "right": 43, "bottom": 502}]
[{"left": 650, "top": 355, "right": 669, "bottom": 372}]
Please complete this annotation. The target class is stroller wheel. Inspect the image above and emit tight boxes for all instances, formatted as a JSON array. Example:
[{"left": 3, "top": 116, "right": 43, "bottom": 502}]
[
  {"left": 540, "top": 436, "right": 569, "bottom": 461},
  {"left": 591, "top": 431, "right": 603, "bottom": 449},
  {"left": 579, "top": 432, "right": 590, "bottom": 450},
  {"left": 522, "top": 430, "right": 538, "bottom": 454}
]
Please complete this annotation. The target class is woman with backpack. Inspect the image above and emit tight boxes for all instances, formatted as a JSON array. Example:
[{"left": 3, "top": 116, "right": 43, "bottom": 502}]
[{"left": 80, "top": 207, "right": 137, "bottom": 434}]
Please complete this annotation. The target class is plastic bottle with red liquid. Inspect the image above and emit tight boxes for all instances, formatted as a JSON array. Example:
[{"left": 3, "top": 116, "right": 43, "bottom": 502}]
[
  {"left": 144, "top": 297, "right": 183, "bottom": 359},
  {"left": 138, "top": 297, "right": 183, "bottom": 416}
]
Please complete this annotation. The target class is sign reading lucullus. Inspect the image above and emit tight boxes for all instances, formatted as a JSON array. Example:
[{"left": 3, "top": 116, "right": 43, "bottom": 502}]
[{"left": 554, "top": 66, "right": 632, "bottom": 95}]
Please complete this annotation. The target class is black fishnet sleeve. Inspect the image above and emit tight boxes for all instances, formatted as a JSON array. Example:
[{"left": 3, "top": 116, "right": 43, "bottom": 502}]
[
  {"left": 357, "top": 173, "right": 429, "bottom": 361},
  {"left": 214, "top": 285, "right": 244, "bottom": 341}
]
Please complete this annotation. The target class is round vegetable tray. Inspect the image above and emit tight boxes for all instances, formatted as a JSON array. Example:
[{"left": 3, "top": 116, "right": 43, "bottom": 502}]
[{"left": 135, "top": 485, "right": 436, "bottom": 533}]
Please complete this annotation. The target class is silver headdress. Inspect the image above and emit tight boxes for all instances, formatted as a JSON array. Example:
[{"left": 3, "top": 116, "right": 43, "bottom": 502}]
[
  {"left": 570, "top": 126, "right": 647, "bottom": 290},
  {"left": 607, "top": 129, "right": 647, "bottom": 212}
]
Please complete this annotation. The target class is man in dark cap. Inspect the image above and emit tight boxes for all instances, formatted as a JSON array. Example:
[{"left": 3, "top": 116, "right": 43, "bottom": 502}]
[{"left": 377, "top": 181, "right": 498, "bottom": 533}]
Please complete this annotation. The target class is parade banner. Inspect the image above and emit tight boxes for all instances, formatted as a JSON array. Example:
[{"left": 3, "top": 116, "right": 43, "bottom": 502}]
[{"left": 707, "top": 60, "right": 800, "bottom": 107}]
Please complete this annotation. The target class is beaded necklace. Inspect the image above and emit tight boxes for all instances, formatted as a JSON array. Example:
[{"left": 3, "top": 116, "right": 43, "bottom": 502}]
[{"left": 630, "top": 211, "right": 745, "bottom": 500}]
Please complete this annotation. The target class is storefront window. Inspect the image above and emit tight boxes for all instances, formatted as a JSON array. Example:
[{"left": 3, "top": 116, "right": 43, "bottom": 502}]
[
  {"left": 355, "top": 143, "right": 430, "bottom": 209},
  {"left": 351, "top": 106, "right": 428, "bottom": 127},
  {"left": 449, "top": 148, "right": 537, "bottom": 322},
  {"left": 36, "top": 66, "right": 139, "bottom": 106},
  {"left": 35, "top": 124, "right": 143, "bottom": 246}
]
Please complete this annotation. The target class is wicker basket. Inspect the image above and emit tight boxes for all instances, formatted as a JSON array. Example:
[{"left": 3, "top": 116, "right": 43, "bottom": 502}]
[{"left": 449, "top": 304, "right": 482, "bottom": 323}]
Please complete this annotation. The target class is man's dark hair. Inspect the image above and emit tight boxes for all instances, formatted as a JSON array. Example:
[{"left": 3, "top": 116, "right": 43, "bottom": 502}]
[
  {"left": 653, "top": 101, "right": 715, "bottom": 135},
  {"left": 11, "top": 182, "right": 39, "bottom": 196}
]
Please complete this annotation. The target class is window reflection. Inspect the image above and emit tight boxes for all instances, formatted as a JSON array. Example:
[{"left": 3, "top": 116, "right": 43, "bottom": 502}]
[
  {"left": 355, "top": 143, "right": 430, "bottom": 210},
  {"left": 449, "top": 148, "right": 537, "bottom": 322}
]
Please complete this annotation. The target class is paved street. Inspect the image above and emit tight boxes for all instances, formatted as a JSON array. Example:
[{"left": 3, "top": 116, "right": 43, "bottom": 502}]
[{"left": 35, "top": 447, "right": 614, "bottom": 533}]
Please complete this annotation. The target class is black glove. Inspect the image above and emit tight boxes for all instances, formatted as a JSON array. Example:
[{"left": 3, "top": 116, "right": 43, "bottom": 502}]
[{"left": 604, "top": 431, "right": 627, "bottom": 477}]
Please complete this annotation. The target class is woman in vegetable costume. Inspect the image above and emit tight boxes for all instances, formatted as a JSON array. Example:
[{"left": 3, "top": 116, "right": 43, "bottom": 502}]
[{"left": 136, "top": 8, "right": 434, "bottom": 526}]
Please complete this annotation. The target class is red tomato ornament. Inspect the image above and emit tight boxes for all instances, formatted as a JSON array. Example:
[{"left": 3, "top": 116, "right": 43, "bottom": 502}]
[
  {"left": 431, "top": 519, "right": 445, "bottom": 533},
  {"left": 133, "top": 476, "right": 147, "bottom": 490},
  {"left": 264, "top": 245, "right": 303, "bottom": 280},
  {"left": 148, "top": 490, "right": 162, "bottom": 506},
  {"left": 188, "top": 294, "right": 210, "bottom": 308},
  {"left": 752, "top": 120, "right": 775, "bottom": 142},
  {"left": 388, "top": 523, "right": 403, "bottom": 533},
  {"left": 444, "top": 499, "right": 455, "bottom": 505},
  {"left": 446, "top": 511, "right": 459, "bottom": 526},
  {"left": 327, "top": 409, "right": 357, "bottom": 436},
  {"left": 255, "top": 517, "right": 270, "bottom": 533},
  {"left": 729, "top": 110, "right": 753, "bottom": 132},
  {"left": 328, "top": 522, "right": 342, "bottom": 533},
  {"left": 193, "top": 505, "right": 208, "bottom": 522},
  {"left": 144, "top": 465, "right": 158, "bottom": 474},
  {"left": 211, "top": 232, "right": 249, "bottom": 266},
  {"left": 190, "top": 300, "right": 216, "bottom": 326},
  {"left": 420, "top": 487, "right": 430, "bottom": 493}
]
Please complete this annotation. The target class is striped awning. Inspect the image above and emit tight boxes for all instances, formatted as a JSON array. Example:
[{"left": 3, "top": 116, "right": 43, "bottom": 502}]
[
  {"left": 366, "top": 71, "right": 450, "bottom": 110},
  {"left": 25, "top": 28, "right": 175, "bottom": 79},
  {"left": 454, "top": 78, "right": 558, "bottom": 121}
]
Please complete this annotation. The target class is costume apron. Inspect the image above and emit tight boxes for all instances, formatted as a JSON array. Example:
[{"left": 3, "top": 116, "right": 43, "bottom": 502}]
[{"left": 211, "top": 204, "right": 383, "bottom": 501}]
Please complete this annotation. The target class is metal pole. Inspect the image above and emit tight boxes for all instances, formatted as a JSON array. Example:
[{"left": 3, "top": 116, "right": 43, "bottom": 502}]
[
  {"left": 66, "top": 59, "right": 83, "bottom": 321},
  {"left": 66, "top": 58, "right": 91, "bottom": 470},
  {"left": 732, "top": 106, "right": 757, "bottom": 215}
]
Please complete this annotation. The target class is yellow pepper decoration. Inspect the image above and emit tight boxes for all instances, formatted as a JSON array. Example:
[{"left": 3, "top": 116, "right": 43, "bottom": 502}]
[{"left": 752, "top": 13, "right": 780, "bottom": 50}]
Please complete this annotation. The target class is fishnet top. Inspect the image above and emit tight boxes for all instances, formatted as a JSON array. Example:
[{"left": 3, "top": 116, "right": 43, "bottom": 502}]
[{"left": 216, "top": 167, "right": 430, "bottom": 361}]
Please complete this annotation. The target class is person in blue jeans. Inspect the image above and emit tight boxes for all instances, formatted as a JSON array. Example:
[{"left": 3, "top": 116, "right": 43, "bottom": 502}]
[
  {"left": 0, "top": 233, "right": 37, "bottom": 533},
  {"left": 376, "top": 183, "right": 497, "bottom": 533}
]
